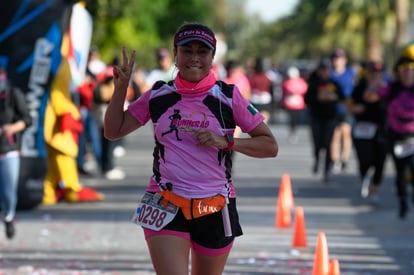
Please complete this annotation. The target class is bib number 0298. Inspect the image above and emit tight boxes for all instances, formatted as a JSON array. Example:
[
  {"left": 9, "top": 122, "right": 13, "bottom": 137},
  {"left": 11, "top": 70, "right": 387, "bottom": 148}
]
[
  {"left": 138, "top": 204, "right": 167, "bottom": 227},
  {"left": 131, "top": 192, "right": 178, "bottom": 231}
]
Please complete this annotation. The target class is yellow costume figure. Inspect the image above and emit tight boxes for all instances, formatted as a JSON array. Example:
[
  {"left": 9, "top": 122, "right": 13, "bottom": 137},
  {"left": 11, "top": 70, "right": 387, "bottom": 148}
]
[
  {"left": 42, "top": 35, "right": 104, "bottom": 204},
  {"left": 401, "top": 41, "right": 414, "bottom": 59},
  {"left": 400, "top": 41, "right": 414, "bottom": 184}
]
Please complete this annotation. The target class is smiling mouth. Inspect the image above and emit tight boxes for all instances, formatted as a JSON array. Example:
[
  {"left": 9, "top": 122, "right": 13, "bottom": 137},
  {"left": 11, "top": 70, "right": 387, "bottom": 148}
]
[{"left": 186, "top": 65, "right": 202, "bottom": 69}]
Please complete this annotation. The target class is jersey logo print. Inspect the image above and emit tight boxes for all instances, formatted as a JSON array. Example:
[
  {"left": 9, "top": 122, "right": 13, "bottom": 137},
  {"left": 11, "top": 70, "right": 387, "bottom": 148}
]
[{"left": 161, "top": 109, "right": 182, "bottom": 141}]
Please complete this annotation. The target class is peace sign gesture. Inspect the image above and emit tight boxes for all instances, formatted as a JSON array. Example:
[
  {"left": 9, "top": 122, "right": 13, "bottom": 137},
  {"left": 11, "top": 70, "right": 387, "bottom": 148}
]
[{"left": 113, "top": 47, "right": 136, "bottom": 89}]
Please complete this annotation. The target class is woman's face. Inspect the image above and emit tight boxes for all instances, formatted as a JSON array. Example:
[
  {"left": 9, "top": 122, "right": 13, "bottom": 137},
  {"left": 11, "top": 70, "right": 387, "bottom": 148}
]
[
  {"left": 398, "top": 62, "right": 414, "bottom": 87},
  {"left": 175, "top": 41, "right": 214, "bottom": 82},
  {"left": 318, "top": 67, "right": 330, "bottom": 79},
  {"left": 331, "top": 56, "right": 347, "bottom": 71}
]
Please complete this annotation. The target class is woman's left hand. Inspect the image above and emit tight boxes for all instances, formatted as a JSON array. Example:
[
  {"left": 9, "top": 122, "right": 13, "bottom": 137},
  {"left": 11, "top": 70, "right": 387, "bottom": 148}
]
[{"left": 194, "top": 129, "right": 228, "bottom": 149}]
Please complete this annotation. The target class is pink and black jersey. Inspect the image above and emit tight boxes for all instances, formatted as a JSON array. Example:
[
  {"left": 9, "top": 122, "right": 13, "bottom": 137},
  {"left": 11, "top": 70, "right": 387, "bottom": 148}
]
[
  {"left": 128, "top": 81, "right": 264, "bottom": 199},
  {"left": 379, "top": 83, "right": 414, "bottom": 135}
]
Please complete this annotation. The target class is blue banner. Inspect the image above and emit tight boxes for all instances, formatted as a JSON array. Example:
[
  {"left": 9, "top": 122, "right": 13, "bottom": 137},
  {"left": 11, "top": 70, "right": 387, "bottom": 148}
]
[
  {"left": 0, "top": 0, "right": 78, "bottom": 157},
  {"left": 0, "top": 0, "right": 79, "bottom": 209}
]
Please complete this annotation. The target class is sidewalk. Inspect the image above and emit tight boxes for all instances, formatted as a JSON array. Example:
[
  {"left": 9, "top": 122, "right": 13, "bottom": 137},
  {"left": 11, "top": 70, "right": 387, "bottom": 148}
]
[{"left": 1, "top": 123, "right": 413, "bottom": 274}]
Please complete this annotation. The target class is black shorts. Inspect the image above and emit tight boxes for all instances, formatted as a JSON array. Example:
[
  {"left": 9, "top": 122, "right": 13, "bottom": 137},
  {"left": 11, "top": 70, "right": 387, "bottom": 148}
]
[{"left": 142, "top": 198, "right": 243, "bottom": 253}]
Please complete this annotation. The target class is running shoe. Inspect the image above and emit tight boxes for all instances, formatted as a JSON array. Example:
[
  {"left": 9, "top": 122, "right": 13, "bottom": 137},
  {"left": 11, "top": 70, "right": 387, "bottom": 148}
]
[
  {"left": 4, "top": 220, "right": 15, "bottom": 239},
  {"left": 361, "top": 174, "right": 371, "bottom": 198},
  {"left": 332, "top": 161, "right": 342, "bottom": 174},
  {"left": 105, "top": 168, "right": 126, "bottom": 180},
  {"left": 399, "top": 199, "right": 408, "bottom": 219}
]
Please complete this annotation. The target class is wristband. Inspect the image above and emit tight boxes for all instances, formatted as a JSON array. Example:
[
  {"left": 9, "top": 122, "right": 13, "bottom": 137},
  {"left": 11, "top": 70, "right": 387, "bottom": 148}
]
[{"left": 223, "top": 133, "right": 234, "bottom": 151}]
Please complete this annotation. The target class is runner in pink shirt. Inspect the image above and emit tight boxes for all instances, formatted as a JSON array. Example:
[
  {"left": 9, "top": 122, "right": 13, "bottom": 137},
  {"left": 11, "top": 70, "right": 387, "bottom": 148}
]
[
  {"left": 104, "top": 22, "right": 278, "bottom": 275},
  {"left": 281, "top": 66, "right": 308, "bottom": 143}
]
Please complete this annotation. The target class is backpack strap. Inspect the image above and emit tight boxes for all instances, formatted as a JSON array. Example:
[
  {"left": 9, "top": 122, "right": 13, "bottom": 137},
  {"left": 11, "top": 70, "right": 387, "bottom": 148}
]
[
  {"left": 215, "top": 80, "right": 236, "bottom": 130},
  {"left": 152, "top": 80, "right": 167, "bottom": 90},
  {"left": 216, "top": 80, "right": 234, "bottom": 98}
]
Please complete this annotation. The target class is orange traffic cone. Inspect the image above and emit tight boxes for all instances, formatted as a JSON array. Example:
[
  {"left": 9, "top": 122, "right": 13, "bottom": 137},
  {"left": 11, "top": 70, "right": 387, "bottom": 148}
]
[
  {"left": 278, "top": 174, "right": 294, "bottom": 209},
  {"left": 275, "top": 193, "right": 291, "bottom": 228},
  {"left": 329, "top": 259, "right": 340, "bottom": 275},
  {"left": 312, "top": 232, "right": 330, "bottom": 275},
  {"left": 292, "top": 206, "right": 308, "bottom": 248}
]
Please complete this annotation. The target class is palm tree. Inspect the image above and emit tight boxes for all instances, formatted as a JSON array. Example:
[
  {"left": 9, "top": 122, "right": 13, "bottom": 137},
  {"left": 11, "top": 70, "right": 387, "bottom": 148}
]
[
  {"left": 326, "top": 0, "right": 395, "bottom": 62},
  {"left": 394, "top": 0, "right": 411, "bottom": 57}
]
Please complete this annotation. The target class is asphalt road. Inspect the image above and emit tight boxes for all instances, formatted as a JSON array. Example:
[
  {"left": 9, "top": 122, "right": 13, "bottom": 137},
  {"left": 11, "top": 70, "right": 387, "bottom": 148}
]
[{"left": 1, "top": 121, "right": 413, "bottom": 275}]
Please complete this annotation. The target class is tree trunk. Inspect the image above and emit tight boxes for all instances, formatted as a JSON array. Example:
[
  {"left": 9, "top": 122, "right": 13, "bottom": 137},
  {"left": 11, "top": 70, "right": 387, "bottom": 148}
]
[
  {"left": 394, "top": 0, "right": 410, "bottom": 56},
  {"left": 365, "top": 17, "right": 382, "bottom": 62}
]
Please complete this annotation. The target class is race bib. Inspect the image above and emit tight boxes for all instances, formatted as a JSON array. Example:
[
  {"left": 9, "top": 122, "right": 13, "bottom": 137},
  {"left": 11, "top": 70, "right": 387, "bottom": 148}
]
[
  {"left": 131, "top": 192, "right": 178, "bottom": 231},
  {"left": 394, "top": 138, "right": 414, "bottom": 159},
  {"left": 353, "top": 122, "right": 377, "bottom": 139}
]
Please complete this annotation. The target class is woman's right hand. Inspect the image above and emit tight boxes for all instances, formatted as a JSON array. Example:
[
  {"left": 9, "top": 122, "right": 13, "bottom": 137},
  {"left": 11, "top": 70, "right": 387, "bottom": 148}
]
[
  {"left": 104, "top": 47, "right": 141, "bottom": 140},
  {"left": 113, "top": 47, "right": 136, "bottom": 90}
]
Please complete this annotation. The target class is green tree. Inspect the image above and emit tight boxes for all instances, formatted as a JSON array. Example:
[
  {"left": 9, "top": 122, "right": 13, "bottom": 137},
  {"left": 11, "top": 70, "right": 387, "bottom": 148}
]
[
  {"left": 84, "top": 0, "right": 213, "bottom": 68},
  {"left": 83, "top": 0, "right": 414, "bottom": 71},
  {"left": 325, "top": 0, "right": 395, "bottom": 62},
  {"left": 239, "top": 0, "right": 414, "bottom": 69},
  {"left": 240, "top": 0, "right": 337, "bottom": 65}
]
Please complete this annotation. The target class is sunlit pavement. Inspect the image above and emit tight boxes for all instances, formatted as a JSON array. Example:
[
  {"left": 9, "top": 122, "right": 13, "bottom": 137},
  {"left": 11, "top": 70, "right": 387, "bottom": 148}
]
[{"left": 1, "top": 121, "right": 413, "bottom": 275}]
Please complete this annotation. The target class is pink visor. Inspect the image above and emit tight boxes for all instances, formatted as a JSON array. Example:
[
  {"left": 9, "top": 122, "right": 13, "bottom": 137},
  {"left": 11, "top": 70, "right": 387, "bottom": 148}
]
[{"left": 174, "top": 29, "right": 216, "bottom": 50}]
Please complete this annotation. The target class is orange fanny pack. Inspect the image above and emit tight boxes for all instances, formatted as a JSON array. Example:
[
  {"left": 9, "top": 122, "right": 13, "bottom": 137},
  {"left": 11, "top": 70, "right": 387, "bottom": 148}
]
[{"left": 159, "top": 190, "right": 226, "bottom": 220}]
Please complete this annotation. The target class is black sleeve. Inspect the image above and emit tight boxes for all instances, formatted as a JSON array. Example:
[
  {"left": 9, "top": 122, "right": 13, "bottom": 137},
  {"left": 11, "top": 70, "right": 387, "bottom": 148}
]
[
  {"left": 304, "top": 83, "right": 316, "bottom": 106},
  {"left": 304, "top": 71, "right": 318, "bottom": 106},
  {"left": 351, "top": 78, "right": 366, "bottom": 103},
  {"left": 12, "top": 87, "right": 32, "bottom": 127}
]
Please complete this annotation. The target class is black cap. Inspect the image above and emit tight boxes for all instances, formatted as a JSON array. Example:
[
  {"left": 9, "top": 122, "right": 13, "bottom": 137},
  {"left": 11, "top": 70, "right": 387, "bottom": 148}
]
[{"left": 331, "top": 48, "right": 346, "bottom": 58}]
